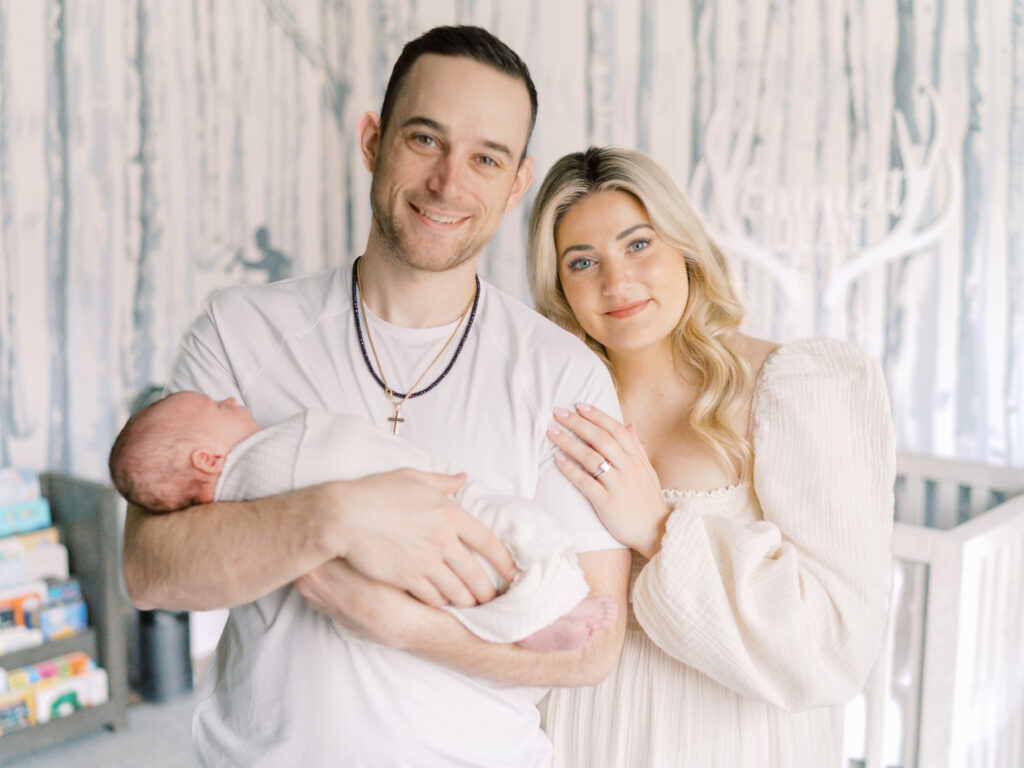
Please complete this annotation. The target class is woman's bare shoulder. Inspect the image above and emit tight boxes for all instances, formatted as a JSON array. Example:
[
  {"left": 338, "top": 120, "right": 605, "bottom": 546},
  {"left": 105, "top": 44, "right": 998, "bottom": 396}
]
[{"left": 732, "top": 334, "right": 781, "bottom": 378}]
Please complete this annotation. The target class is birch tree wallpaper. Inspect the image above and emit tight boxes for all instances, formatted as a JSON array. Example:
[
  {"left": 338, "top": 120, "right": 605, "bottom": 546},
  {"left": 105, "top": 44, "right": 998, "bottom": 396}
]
[{"left": 0, "top": 0, "right": 1021, "bottom": 481}]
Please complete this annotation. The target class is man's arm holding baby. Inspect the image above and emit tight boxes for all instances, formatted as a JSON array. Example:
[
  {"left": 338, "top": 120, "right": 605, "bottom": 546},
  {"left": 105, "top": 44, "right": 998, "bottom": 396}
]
[
  {"left": 123, "top": 469, "right": 515, "bottom": 611},
  {"left": 292, "top": 428, "right": 631, "bottom": 687},
  {"left": 296, "top": 546, "right": 631, "bottom": 687}
]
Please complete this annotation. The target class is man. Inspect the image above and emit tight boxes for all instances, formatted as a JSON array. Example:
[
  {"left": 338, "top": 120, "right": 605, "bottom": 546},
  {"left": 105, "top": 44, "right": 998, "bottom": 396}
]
[{"left": 123, "top": 26, "right": 630, "bottom": 767}]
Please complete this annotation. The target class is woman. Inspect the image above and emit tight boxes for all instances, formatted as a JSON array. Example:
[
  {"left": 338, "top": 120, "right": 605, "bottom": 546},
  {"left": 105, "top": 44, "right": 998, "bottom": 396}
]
[{"left": 528, "top": 147, "right": 895, "bottom": 767}]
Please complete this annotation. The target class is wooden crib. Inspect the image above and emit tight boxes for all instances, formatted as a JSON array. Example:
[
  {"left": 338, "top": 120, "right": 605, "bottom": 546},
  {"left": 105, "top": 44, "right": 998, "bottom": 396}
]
[{"left": 847, "top": 454, "right": 1024, "bottom": 768}]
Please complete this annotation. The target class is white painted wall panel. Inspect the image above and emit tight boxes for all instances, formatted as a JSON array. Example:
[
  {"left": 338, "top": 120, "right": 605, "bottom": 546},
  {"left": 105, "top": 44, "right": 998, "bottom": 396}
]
[{"left": 0, "top": 0, "right": 1020, "bottom": 477}]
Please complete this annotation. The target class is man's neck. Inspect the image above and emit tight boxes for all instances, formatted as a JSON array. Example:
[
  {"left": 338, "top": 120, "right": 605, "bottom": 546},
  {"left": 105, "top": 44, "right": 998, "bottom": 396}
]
[{"left": 357, "top": 249, "right": 479, "bottom": 329}]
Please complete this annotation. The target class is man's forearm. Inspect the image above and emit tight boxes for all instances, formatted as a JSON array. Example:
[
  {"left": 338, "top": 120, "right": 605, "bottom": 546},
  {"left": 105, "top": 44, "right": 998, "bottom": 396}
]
[
  {"left": 398, "top": 548, "right": 631, "bottom": 687},
  {"left": 124, "top": 468, "right": 513, "bottom": 612},
  {"left": 406, "top": 604, "right": 625, "bottom": 687},
  {"left": 123, "top": 484, "right": 339, "bottom": 611}
]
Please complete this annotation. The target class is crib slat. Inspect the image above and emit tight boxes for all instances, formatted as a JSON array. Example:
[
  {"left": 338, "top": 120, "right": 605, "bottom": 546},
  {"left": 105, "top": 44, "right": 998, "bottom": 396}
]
[
  {"left": 862, "top": 563, "right": 901, "bottom": 768},
  {"left": 900, "top": 476, "right": 927, "bottom": 527},
  {"left": 899, "top": 562, "right": 928, "bottom": 768},
  {"left": 968, "top": 485, "right": 992, "bottom": 520},
  {"left": 933, "top": 481, "right": 961, "bottom": 530}
]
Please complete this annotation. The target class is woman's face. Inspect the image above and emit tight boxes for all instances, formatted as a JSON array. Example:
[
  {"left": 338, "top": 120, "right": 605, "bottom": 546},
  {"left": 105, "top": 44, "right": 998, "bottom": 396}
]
[{"left": 555, "top": 190, "right": 689, "bottom": 356}]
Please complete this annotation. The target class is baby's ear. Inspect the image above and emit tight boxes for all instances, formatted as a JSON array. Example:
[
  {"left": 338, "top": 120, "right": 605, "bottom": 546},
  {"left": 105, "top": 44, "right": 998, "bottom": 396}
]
[{"left": 191, "top": 448, "right": 225, "bottom": 475}]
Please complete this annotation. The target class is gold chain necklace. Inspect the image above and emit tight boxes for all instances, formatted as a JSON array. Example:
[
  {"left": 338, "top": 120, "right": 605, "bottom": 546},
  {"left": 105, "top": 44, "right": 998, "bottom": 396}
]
[{"left": 355, "top": 258, "right": 477, "bottom": 435}]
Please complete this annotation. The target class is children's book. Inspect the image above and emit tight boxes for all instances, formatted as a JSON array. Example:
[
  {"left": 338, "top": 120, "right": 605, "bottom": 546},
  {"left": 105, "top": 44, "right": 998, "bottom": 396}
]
[
  {"left": 0, "top": 468, "right": 40, "bottom": 507},
  {"left": 0, "top": 498, "right": 51, "bottom": 538}
]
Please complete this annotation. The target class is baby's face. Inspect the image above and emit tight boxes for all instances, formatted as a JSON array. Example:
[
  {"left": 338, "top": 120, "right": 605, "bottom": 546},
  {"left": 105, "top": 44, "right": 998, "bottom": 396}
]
[{"left": 160, "top": 391, "right": 261, "bottom": 452}]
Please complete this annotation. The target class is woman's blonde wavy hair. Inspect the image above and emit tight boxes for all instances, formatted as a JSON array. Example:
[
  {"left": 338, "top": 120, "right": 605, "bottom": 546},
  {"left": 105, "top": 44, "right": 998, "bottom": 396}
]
[{"left": 527, "top": 146, "right": 753, "bottom": 481}]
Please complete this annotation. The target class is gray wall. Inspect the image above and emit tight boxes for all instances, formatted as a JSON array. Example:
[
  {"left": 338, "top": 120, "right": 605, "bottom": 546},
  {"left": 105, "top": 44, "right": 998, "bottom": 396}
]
[{"left": 1, "top": 0, "right": 1021, "bottom": 479}]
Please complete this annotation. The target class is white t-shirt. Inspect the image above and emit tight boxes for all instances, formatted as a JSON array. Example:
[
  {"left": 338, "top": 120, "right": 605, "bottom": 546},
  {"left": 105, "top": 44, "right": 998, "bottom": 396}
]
[{"left": 169, "top": 265, "right": 623, "bottom": 767}]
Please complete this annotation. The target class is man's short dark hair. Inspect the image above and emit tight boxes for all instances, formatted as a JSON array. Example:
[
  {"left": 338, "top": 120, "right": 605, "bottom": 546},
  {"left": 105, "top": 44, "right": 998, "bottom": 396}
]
[{"left": 379, "top": 25, "right": 538, "bottom": 157}]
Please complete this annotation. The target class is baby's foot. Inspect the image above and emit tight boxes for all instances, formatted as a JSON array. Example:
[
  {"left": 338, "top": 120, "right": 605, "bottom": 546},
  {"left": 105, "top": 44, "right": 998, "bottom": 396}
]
[{"left": 516, "top": 596, "right": 618, "bottom": 651}]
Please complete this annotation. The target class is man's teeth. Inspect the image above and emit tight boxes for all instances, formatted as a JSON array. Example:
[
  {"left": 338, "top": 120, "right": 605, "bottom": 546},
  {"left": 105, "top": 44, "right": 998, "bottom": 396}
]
[{"left": 417, "top": 207, "right": 461, "bottom": 224}]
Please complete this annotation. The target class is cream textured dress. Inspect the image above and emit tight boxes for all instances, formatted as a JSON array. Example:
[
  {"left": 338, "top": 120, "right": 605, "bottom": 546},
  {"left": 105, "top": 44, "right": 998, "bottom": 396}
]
[{"left": 541, "top": 337, "right": 896, "bottom": 768}]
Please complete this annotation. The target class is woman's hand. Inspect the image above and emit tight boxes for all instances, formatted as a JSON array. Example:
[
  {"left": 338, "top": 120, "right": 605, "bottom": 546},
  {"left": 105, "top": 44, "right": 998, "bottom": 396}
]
[{"left": 548, "top": 403, "right": 671, "bottom": 559}]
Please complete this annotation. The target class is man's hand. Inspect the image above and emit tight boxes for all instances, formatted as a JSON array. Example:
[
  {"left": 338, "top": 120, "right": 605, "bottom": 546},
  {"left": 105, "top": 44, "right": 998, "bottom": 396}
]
[{"left": 331, "top": 468, "right": 517, "bottom": 608}]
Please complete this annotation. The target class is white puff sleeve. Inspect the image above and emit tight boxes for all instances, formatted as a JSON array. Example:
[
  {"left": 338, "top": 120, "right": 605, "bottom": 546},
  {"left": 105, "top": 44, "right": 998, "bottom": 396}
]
[{"left": 631, "top": 337, "right": 896, "bottom": 711}]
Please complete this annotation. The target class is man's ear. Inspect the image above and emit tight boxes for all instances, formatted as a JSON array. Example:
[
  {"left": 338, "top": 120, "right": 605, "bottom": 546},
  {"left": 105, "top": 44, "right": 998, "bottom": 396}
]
[
  {"left": 505, "top": 156, "right": 534, "bottom": 211},
  {"left": 357, "top": 111, "right": 383, "bottom": 173},
  {"left": 190, "top": 448, "right": 226, "bottom": 475}
]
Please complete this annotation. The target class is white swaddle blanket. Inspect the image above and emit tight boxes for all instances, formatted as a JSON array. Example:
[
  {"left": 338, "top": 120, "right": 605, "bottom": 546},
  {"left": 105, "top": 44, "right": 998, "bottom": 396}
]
[{"left": 215, "top": 411, "right": 590, "bottom": 643}]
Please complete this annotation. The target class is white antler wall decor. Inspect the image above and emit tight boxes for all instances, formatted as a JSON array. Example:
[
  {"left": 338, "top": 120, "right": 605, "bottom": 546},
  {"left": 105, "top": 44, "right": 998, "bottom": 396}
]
[
  {"left": 693, "top": 84, "right": 959, "bottom": 313},
  {"left": 823, "top": 86, "right": 960, "bottom": 307}
]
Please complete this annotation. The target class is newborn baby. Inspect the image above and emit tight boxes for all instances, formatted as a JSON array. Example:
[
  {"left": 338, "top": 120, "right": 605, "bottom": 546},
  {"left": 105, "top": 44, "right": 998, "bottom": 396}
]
[{"left": 109, "top": 391, "right": 617, "bottom": 651}]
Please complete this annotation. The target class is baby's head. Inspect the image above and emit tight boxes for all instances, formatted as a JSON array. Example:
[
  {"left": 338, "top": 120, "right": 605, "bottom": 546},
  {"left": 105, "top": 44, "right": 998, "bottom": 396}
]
[{"left": 109, "top": 391, "right": 261, "bottom": 511}]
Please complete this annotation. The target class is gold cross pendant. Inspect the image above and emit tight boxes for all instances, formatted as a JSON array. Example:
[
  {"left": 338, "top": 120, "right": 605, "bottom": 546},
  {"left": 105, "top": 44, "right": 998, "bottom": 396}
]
[{"left": 388, "top": 404, "right": 405, "bottom": 435}]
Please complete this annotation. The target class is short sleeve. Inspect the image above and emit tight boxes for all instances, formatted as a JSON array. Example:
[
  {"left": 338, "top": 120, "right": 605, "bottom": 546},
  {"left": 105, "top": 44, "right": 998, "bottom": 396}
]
[
  {"left": 167, "top": 295, "right": 244, "bottom": 402},
  {"left": 533, "top": 352, "right": 627, "bottom": 554}
]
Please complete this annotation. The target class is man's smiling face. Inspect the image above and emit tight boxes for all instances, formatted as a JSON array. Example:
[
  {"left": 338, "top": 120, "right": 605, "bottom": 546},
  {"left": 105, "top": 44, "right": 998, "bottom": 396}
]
[{"left": 362, "top": 54, "right": 534, "bottom": 273}]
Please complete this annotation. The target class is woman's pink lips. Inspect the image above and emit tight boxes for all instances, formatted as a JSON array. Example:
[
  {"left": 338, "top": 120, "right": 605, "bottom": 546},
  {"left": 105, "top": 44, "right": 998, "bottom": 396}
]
[{"left": 604, "top": 299, "right": 651, "bottom": 319}]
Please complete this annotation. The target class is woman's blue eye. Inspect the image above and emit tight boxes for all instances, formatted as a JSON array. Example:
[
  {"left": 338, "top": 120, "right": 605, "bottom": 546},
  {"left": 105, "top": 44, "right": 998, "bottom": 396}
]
[
  {"left": 627, "top": 238, "right": 651, "bottom": 252},
  {"left": 568, "top": 257, "right": 595, "bottom": 271}
]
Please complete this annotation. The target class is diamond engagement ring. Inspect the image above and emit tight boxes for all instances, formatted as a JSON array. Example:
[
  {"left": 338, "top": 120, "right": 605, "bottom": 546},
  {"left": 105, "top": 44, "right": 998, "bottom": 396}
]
[{"left": 592, "top": 459, "right": 612, "bottom": 479}]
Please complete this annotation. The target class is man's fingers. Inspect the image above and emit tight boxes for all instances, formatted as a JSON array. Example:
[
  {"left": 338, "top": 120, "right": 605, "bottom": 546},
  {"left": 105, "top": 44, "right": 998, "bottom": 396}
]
[
  {"left": 443, "top": 546, "right": 499, "bottom": 605},
  {"left": 415, "top": 469, "right": 468, "bottom": 496},
  {"left": 406, "top": 576, "right": 448, "bottom": 609},
  {"left": 426, "top": 562, "right": 481, "bottom": 608},
  {"left": 458, "top": 516, "right": 517, "bottom": 583}
]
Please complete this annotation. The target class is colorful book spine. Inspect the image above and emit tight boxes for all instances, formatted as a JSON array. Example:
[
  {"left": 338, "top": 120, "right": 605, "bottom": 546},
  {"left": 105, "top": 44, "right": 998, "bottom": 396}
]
[
  {"left": 0, "top": 689, "right": 33, "bottom": 735},
  {"left": 0, "top": 626, "right": 44, "bottom": 655},
  {"left": 35, "top": 668, "right": 108, "bottom": 724},
  {"left": 0, "top": 653, "right": 108, "bottom": 731},
  {"left": 26, "top": 598, "right": 87, "bottom": 642},
  {"left": 0, "top": 527, "right": 59, "bottom": 562},
  {"left": 0, "top": 580, "right": 47, "bottom": 634},
  {"left": 0, "top": 560, "right": 29, "bottom": 592},
  {"left": 0, "top": 468, "right": 40, "bottom": 507},
  {"left": 0, "top": 546, "right": 68, "bottom": 590},
  {"left": 45, "top": 579, "right": 81, "bottom": 605},
  {"left": 4, "top": 651, "right": 91, "bottom": 690},
  {"left": 0, "top": 498, "right": 51, "bottom": 538}
]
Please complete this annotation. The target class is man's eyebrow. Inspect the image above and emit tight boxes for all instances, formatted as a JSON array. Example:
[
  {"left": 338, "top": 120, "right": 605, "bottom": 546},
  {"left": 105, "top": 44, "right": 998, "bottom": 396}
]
[
  {"left": 480, "top": 140, "right": 513, "bottom": 160},
  {"left": 400, "top": 116, "right": 513, "bottom": 160},
  {"left": 401, "top": 116, "right": 446, "bottom": 133}
]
